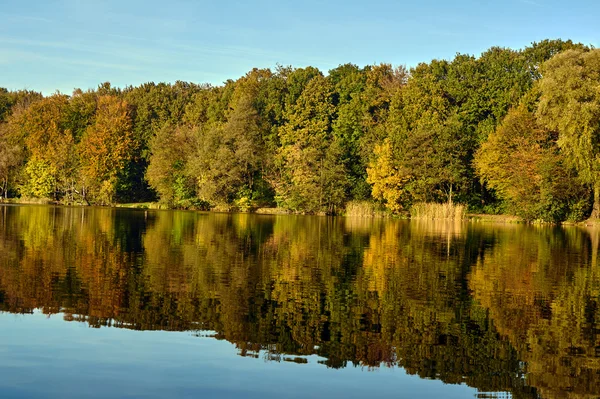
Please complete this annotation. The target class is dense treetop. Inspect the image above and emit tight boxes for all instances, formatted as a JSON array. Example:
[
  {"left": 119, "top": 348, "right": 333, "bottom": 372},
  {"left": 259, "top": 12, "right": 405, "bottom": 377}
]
[{"left": 1, "top": 39, "right": 598, "bottom": 221}]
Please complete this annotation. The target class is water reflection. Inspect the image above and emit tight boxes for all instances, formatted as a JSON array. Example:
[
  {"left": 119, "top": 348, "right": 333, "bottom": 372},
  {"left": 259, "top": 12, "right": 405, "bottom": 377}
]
[
  {"left": 469, "top": 225, "right": 600, "bottom": 399},
  {"left": 0, "top": 205, "right": 599, "bottom": 398}
]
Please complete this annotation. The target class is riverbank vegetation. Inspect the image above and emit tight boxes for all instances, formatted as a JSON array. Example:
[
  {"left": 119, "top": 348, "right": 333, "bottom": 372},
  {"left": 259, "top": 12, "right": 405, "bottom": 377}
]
[{"left": 1, "top": 39, "right": 599, "bottom": 222}]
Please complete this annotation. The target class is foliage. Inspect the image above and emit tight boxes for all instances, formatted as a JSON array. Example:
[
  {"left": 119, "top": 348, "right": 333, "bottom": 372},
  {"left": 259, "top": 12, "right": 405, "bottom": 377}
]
[
  {"left": 146, "top": 124, "right": 198, "bottom": 207},
  {"left": 189, "top": 98, "right": 263, "bottom": 206},
  {"left": 4, "top": 94, "right": 78, "bottom": 199},
  {"left": 79, "top": 95, "right": 134, "bottom": 204},
  {"left": 19, "top": 158, "right": 57, "bottom": 198},
  {"left": 275, "top": 75, "right": 347, "bottom": 213},
  {"left": 367, "top": 139, "right": 411, "bottom": 213},
  {"left": 0, "top": 125, "right": 22, "bottom": 198},
  {"left": 475, "top": 106, "right": 589, "bottom": 222},
  {"left": 0, "top": 40, "right": 597, "bottom": 220},
  {"left": 536, "top": 48, "right": 600, "bottom": 217}
]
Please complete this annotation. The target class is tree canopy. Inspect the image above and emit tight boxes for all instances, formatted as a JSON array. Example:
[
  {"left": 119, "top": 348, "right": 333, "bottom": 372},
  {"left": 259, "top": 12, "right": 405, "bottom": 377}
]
[{"left": 0, "top": 39, "right": 597, "bottom": 221}]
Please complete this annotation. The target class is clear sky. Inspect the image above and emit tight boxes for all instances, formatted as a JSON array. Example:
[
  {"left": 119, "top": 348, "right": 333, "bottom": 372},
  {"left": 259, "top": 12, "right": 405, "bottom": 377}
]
[{"left": 1, "top": 0, "right": 598, "bottom": 94}]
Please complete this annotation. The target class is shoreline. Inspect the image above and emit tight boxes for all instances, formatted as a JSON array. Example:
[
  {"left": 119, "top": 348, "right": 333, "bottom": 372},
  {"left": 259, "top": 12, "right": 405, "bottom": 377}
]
[{"left": 5, "top": 198, "right": 600, "bottom": 226}]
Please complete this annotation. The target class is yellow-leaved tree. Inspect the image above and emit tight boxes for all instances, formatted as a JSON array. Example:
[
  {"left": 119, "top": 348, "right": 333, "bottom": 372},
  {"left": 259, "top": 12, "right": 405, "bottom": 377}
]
[
  {"left": 79, "top": 95, "right": 134, "bottom": 204},
  {"left": 366, "top": 139, "right": 411, "bottom": 213}
]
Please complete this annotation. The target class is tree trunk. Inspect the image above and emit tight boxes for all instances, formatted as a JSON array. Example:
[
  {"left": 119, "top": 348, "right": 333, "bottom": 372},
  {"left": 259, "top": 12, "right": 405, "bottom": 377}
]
[{"left": 592, "top": 184, "right": 600, "bottom": 220}]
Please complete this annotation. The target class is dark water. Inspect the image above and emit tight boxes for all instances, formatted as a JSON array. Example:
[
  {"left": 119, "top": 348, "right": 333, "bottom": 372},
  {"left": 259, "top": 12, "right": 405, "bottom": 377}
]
[{"left": 0, "top": 205, "right": 599, "bottom": 399}]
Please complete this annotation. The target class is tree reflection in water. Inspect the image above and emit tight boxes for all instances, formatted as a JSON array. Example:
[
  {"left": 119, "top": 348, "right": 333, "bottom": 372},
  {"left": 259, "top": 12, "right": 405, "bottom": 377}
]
[{"left": 0, "top": 205, "right": 598, "bottom": 398}]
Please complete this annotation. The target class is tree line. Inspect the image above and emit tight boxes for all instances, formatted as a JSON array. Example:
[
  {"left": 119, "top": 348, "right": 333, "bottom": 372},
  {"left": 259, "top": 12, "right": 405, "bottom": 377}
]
[{"left": 1, "top": 39, "right": 599, "bottom": 221}]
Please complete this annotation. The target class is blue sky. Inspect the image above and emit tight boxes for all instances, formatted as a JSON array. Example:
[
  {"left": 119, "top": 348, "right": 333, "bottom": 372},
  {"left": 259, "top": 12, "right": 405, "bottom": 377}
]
[{"left": 0, "top": 0, "right": 598, "bottom": 94}]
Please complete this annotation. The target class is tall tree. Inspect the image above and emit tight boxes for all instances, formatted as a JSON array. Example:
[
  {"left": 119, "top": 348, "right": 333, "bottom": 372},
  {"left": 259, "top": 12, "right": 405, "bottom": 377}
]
[
  {"left": 328, "top": 64, "right": 369, "bottom": 199},
  {"left": 67, "top": 88, "right": 97, "bottom": 142},
  {"left": 368, "top": 60, "right": 475, "bottom": 211},
  {"left": 536, "top": 49, "right": 600, "bottom": 218},
  {"left": 5, "top": 94, "right": 77, "bottom": 199},
  {"left": 79, "top": 95, "right": 134, "bottom": 204},
  {"left": 146, "top": 124, "right": 198, "bottom": 207},
  {"left": 276, "top": 75, "right": 347, "bottom": 213},
  {"left": 0, "top": 125, "right": 22, "bottom": 198},
  {"left": 475, "top": 106, "right": 588, "bottom": 222},
  {"left": 190, "top": 97, "right": 263, "bottom": 207}
]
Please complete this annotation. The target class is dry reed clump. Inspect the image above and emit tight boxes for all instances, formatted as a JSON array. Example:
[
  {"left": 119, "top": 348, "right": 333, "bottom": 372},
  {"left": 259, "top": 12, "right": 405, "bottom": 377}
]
[
  {"left": 344, "top": 201, "right": 388, "bottom": 217},
  {"left": 410, "top": 202, "right": 466, "bottom": 220}
]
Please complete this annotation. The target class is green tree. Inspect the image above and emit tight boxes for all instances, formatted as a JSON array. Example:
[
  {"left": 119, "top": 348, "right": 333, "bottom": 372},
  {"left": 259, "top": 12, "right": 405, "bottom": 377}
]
[
  {"left": 329, "top": 64, "right": 370, "bottom": 199},
  {"left": 121, "top": 81, "right": 202, "bottom": 201},
  {"left": 0, "top": 125, "right": 22, "bottom": 198},
  {"left": 368, "top": 59, "right": 475, "bottom": 211},
  {"left": 536, "top": 49, "right": 600, "bottom": 218},
  {"left": 146, "top": 124, "right": 198, "bottom": 208},
  {"left": 67, "top": 88, "right": 97, "bottom": 142},
  {"left": 359, "top": 64, "right": 407, "bottom": 168},
  {"left": 189, "top": 96, "right": 264, "bottom": 207},
  {"left": 275, "top": 75, "right": 347, "bottom": 213}
]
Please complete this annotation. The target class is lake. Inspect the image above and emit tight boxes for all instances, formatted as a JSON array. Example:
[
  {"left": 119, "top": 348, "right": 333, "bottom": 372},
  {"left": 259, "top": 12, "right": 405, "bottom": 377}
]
[{"left": 0, "top": 205, "right": 598, "bottom": 398}]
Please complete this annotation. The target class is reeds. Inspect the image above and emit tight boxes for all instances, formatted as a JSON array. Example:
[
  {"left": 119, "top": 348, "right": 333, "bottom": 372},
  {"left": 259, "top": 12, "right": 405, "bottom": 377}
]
[
  {"left": 410, "top": 202, "right": 466, "bottom": 220},
  {"left": 344, "top": 201, "right": 388, "bottom": 217}
]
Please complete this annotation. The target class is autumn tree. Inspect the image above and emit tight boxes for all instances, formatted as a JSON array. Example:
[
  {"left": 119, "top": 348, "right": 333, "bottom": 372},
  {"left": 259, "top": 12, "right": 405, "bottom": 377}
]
[
  {"left": 0, "top": 89, "right": 41, "bottom": 198},
  {"left": 475, "top": 106, "right": 588, "bottom": 222},
  {"left": 367, "top": 139, "right": 410, "bottom": 213},
  {"left": 0, "top": 88, "right": 43, "bottom": 123},
  {"left": 4, "top": 94, "right": 78, "bottom": 199},
  {"left": 79, "top": 95, "right": 134, "bottom": 204}
]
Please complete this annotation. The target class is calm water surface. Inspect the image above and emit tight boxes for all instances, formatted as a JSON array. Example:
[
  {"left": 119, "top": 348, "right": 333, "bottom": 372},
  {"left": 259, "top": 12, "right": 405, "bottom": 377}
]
[{"left": 0, "top": 205, "right": 599, "bottom": 398}]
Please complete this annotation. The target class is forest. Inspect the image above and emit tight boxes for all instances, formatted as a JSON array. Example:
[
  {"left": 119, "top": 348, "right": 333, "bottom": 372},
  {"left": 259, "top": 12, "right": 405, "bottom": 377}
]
[{"left": 1, "top": 39, "right": 599, "bottom": 222}]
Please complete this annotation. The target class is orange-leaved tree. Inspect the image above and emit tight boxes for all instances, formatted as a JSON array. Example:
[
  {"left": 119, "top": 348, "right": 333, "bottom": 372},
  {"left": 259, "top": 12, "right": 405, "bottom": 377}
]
[{"left": 79, "top": 95, "right": 134, "bottom": 204}]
